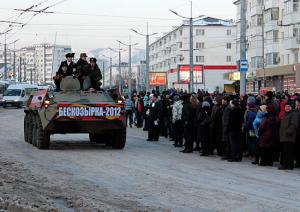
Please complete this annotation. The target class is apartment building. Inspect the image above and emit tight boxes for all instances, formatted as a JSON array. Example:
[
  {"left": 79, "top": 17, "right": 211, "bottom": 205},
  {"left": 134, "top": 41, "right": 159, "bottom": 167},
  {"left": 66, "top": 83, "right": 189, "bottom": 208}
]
[
  {"left": 0, "top": 44, "right": 72, "bottom": 84},
  {"left": 149, "top": 17, "right": 237, "bottom": 92},
  {"left": 234, "top": 0, "right": 300, "bottom": 93}
]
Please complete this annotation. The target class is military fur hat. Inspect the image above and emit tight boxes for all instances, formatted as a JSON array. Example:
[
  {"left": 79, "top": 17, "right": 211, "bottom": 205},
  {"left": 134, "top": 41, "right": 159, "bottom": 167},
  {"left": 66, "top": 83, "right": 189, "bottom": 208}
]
[
  {"left": 90, "top": 57, "right": 97, "bottom": 62},
  {"left": 65, "top": 53, "right": 75, "bottom": 58}
]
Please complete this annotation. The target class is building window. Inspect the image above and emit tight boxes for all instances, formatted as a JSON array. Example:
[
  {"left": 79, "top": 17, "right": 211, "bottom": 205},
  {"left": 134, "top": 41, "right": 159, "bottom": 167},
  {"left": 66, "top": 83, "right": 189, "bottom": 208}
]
[
  {"left": 257, "top": 14, "right": 263, "bottom": 26},
  {"left": 226, "top": 56, "right": 232, "bottom": 62},
  {"left": 287, "top": 54, "right": 290, "bottom": 64},
  {"left": 226, "top": 29, "right": 232, "bottom": 35},
  {"left": 179, "top": 29, "right": 183, "bottom": 36},
  {"left": 265, "top": 8, "right": 279, "bottom": 21},
  {"left": 178, "top": 42, "right": 183, "bottom": 49},
  {"left": 196, "top": 56, "right": 204, "bottom": 63},
  {"left": 226, "top": 43, "right": 232, "bottom": 49},
  {"left": 273, "top": 30, "right": 279, "bottom": 42},
  {"left": 295, "top": 52, "right": 299, "bottom": 64},
  {"left": 266, "top": 52, "right": 279, "bottom": 65},
  {"left": 196, "top": 42, "right": 205, "bottom": 49},
  {"left": 196, "top": 29, "right": 205, "bottom": 36},
  {"left": 294, "top": 0, "right": 299, "bottom": 12}
]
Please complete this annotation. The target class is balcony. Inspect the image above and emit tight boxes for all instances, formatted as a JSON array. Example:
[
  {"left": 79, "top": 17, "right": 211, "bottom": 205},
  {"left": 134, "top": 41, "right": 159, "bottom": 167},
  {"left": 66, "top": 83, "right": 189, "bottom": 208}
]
[
  {"left": 282, "top": 13, "right": 300, "bottom": 26},
  {"left": 264, "top": 0, "right": 279, "bottom": 10},
  {"left": 283, "top": 37, "right": 300, "bottom": 50}
]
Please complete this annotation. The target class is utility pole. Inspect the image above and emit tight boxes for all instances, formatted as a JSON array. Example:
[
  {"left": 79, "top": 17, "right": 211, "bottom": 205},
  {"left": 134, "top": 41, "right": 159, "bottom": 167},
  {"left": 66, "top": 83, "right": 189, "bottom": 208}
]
[
  {"left": 118, "top": 43, "right": 122, "bottom": 93},
  {"left": 239, "top": 0, "right": 247, "bottom": 95},
  {"left": 117, "top": 39, "right": 138, "bottom": 98},
  {"left": 262, "top": 0, "right": 266, "bottom": 88},
  {"left": 189, "top": 1, "right": 194, "bottom": 93},
  {"left": 110, "top": 57, "right": 112, "bottom": 88},
  {"left": 19, "top": 55, "right": 22, "bottom": 82},
  {"left": 170, "top": 2, "right": 204, "bottom": 93},
  {"left": 4, "top": 33, "right": 7, "bottom": 80},
  {"left": 131, "top": 23, "right": 158, "bottom": 92},
  {"left": 102, "top": 61, "right": 105, "bottom": 88}
]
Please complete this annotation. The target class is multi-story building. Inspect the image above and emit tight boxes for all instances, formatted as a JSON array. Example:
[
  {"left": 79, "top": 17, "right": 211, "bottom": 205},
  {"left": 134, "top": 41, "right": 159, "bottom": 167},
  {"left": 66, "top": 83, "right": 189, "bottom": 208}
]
[
  {"left": 149, "top": 17, "right": 237, "bottom": 92},
  {"left": 234, "top": 0, "right": 300, "bottom": 93},
  {"left": 0, "top": 44, "right": 72, "bottom": 84}
]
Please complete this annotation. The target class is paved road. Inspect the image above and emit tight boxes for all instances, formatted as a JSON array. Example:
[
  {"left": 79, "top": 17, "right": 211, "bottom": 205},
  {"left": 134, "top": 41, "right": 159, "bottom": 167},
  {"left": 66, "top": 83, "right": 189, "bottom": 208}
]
[{"left": 0, "top": 108, "right": 300, "bottom": 212}]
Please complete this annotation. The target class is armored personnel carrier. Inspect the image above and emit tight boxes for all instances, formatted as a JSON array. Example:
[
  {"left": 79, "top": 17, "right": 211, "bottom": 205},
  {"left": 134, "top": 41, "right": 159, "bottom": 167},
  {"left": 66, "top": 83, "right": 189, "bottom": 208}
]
[{"left": 24, "top": 77, "right": 126, "bottom": 149}]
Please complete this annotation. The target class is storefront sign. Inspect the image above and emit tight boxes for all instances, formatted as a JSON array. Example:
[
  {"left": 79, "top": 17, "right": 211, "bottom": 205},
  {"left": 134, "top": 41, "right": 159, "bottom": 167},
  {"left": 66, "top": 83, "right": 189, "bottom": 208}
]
[
  {"left": 228, "top": 72, "right": 240, "bottom": 81},
  {"left": 149, "top": 72, "right": 167, "bottom": 86},
  {"left": 178, "top": 65, "right": 203, "bottom": 84}
]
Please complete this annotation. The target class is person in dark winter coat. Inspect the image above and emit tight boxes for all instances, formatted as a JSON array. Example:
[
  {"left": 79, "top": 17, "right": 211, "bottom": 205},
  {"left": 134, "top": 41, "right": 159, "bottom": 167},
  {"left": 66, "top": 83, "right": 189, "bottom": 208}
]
[
  {"left": 198, "top": 101, "right": 212, "bottom": 156},
  {"left": 279, "top": 102, "right": 299, "bottom": 170},
  {"left": 243, "top": 102, "right": 257, "bottom": 158},
  {"left": 227, "top": 99, "right": 243, "bottom": 162},
  {"left": 294, "top": 98, "right": 300, "bottom": 168},
  {"left": 147, "top": 94, "right": 163, "bottom": 141},
  {"left": 87, "top": 58, "right": 102, "bottom": 91},
  {"left": 54, "top": 53, "right": 76, "bottom": 91},
  {"left": 181, "top": 94, "right": 198, "bottom": 153},
  {"left": 210, "top": 96, "right": 224, "bottom": 156},
  {"left": 258, "top": 105, "right": 280, "bottom": 166},
  {"left": 75, "top": 53, "right": 89, "bottom": 90},
  {"left": 221, "top": 96, "right": 232, "bottom": 160}
]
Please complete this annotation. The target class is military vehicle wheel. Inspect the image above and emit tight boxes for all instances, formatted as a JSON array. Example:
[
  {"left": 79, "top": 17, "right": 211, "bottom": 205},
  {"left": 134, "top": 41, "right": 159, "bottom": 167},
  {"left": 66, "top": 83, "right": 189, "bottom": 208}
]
[
  {"left": 36, "top": 115, "right": 50, "bottom": 149},
  {"left": 89, "top": 133, "right": 103, "bottom": 143},
  {"left": 24, "top": 113, "right": 30, "bottom": 143},
  {"left": 27, "top": 113, "right": 34, "bottom": 144},
  {"left": 111, "top": 129, "right": 126, "bottom": 149}
]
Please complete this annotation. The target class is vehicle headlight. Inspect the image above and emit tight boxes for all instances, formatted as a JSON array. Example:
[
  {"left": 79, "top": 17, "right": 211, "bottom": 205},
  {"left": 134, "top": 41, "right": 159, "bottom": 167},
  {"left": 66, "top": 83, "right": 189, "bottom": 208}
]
[
  {"left": 117, "top": 100, "right": 123, "bottom": 103},
  {"left": 2, "top": 99, "right": 5, "bottom": 102},
  {"left": 14, "top": 99, "right": 19, "bottom": 102}
]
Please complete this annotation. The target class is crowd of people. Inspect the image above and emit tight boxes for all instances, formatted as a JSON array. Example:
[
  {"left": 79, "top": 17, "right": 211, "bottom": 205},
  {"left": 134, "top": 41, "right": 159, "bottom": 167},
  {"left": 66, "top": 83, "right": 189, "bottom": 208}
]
[{"left": 124, "top": 89, "right": 300, "bottom": 170}]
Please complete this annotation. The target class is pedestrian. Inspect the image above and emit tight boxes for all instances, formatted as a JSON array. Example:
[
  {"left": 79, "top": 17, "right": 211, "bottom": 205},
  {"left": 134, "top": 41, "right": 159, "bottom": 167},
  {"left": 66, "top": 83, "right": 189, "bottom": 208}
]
[
  {"left": 252, "top": 104, "right": 267, "bottom": 164},
  {"left": 143, "top": 92, "right": 150, "bottom": 131},
  {"left": 181, "top": 94, "right": 198, "bottom": 153},
  {"left": 172, "top": 95, "right": 183, "bottom": 147},
  {"left": 258, "top": 105, "right": 280, "bottom": 166},
  {"left": 279, "top": 102, "right": 299, "bottom": 170},
  {"left": 294, "top": 97, "right": 300, "bottom": 168},
  {"left": 243, "top": 101, "right": 257, "bottom": 159},
  {"left": 227, "top": 99, "right": 243, "bottom": 162},
  {"left": 198, "top": 101, "right": 212, "bottom": 156},
  {"left": 147, "top": 94, "right": 162, "bottom": 141},
  {"left": 221, "top": 96, "right": 232, "bottom": 160},
  {"left": 210, "top": 96, "right": 224, "bottom": 156},
  {"left": 124, "top": 95, "right": 134, "bottom": 128}
]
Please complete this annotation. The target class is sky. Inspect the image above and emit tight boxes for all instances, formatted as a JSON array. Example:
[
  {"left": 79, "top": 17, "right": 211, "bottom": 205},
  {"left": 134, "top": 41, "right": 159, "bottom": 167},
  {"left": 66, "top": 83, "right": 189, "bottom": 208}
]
[{"left": 0, "top": 0, "right": 236, "bottom": 55}]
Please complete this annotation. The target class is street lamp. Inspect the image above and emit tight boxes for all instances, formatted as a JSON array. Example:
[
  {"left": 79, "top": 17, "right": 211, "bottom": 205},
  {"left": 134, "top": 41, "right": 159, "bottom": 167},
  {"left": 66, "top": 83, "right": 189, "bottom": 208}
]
[
  {"left": 170, "top": 1, "right": 204, "bottom": 92},
  {"left": 0, "top": 28, "right": 13, "bottom": 80},
  {"left": 101, "top": 53, "right": 117, "bottom": 89},
  {"left": 117, "top": 39, "right": 138, "bottom": 98},
  {"left": 131, "top": 23, "right": 158, "bottom": 92}
]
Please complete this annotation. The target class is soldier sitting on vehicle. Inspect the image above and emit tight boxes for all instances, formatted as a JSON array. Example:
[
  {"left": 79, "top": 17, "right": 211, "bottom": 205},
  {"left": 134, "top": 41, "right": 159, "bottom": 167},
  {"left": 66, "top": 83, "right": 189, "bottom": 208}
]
[
  {"left": 75, "top": 53, "right": 89, "bottom": 90},
  {"left": 86, "top": 57, "right": 102, "bottom": 91},
  {"left": 53, "top": 53, "right": 76, "bottom": 92}
]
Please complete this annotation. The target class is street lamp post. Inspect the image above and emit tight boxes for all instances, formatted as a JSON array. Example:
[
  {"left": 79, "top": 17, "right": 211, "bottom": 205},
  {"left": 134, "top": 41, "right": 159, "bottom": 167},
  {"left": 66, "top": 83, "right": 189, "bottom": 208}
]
[
  {"left": 170, "top": 1, "right": 204, "bottom": 93},
  {"left": 131, "top": 23, "right": 157, "bottom": 92},
  {"left": 1, "top": 29, "right": 13, "bottom": 80},
  {"left": 117, "top": 39, "right": 138, "bottom": 98}
]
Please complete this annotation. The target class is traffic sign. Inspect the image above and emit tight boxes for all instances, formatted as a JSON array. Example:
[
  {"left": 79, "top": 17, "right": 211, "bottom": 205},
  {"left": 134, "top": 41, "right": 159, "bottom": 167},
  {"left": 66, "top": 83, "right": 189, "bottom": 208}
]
[{"left": 239, "top": 59, "right": 248, "bottom": 72}]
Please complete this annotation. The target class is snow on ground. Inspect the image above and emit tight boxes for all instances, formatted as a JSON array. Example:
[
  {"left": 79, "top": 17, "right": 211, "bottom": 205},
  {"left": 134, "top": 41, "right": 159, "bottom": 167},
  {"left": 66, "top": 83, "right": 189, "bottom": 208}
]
[{"left": 0, "top": 108, "right": 300, "bottom": 211}]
